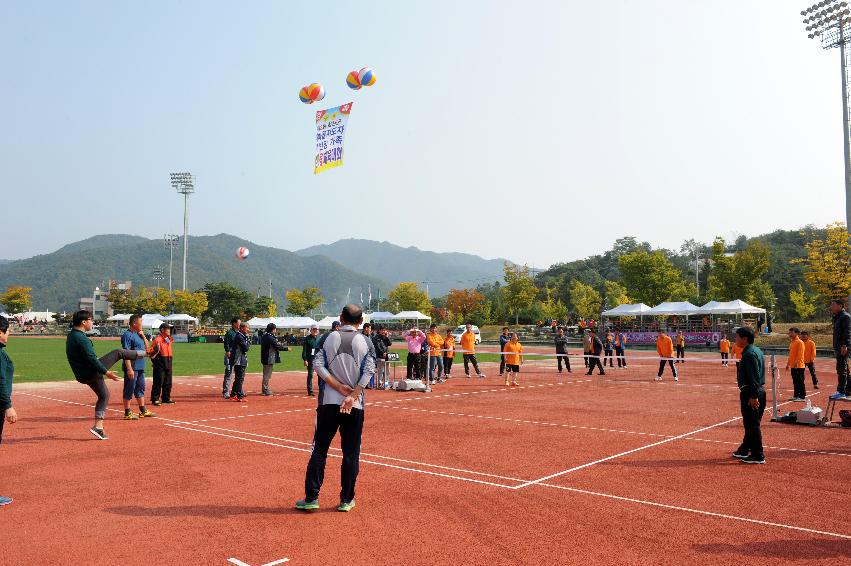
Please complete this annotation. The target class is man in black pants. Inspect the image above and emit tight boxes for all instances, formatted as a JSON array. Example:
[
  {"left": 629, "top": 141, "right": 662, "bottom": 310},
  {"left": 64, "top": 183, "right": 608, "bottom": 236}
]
[
  {"left": 554, "top": 327, "right": 571, "bottom": 373},
  {"left": 65, "top": 310, "right": 147, "bottom": 440},
  {"left": 498, "top": 327, "right": 510, "bottom": 377},
  {"left": 829, "top": 299, "right": 851, "bottom": 400},
  {"left": 732, "top": 326, "right": 766, "bottom": 465},
  {"left": 296, "top": 304, "right": 375, "bottom": 513},
  {"left": 586, "top": 329, "right": 605, "bottom": 376},
  {"left": 0, "top": 315, "right": 18, "bottom": 506}
]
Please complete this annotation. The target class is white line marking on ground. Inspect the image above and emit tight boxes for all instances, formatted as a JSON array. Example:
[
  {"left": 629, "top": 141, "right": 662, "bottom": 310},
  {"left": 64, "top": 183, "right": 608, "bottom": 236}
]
[
  {"left": 165, "top": 423, "right": 521, "bottom": 489},
  {"left": 513, "top": 393, "right": 822, "bottom": 489},
  {"left": 536, "top": 483, "right": 851, "bottom": 540}
]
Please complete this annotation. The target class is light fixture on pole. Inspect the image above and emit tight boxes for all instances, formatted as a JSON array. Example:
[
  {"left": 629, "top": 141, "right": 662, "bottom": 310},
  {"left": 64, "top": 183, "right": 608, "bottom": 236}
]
[
  {"left": 153, "top": 265, "right": 165, "bottom": 289},
  {"left": 801, "top": 0, "right": 851, "bottom": 240},
  {"left": 169, "top": 172, "right": 195, "bottom": 291},
  {"left": 163, "top": 234, "right": 179, "bottom": 295}
]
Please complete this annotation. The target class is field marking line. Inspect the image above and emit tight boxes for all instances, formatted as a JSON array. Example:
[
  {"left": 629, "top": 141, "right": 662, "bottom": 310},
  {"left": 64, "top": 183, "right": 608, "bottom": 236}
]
[
  {"left": 227, "top": 558, "right": 290, "bottom": 566},
  {"left": 513, "top": 393, "right": 822, "bottom": 489},
  {"left": 227, "top": 559, "right": 250, "bottom": 566},
  {"left": 164, "top": 418, "right": 525, "bottom": 482},
  {"left": 165, "top": 423, "right": 522, "bottom": 489},
  {"left": 685, "top": 437, "right": 851, "bottom": 458},
  {"left": 536, "top": 482, "right": 851, "bottom": 541}
]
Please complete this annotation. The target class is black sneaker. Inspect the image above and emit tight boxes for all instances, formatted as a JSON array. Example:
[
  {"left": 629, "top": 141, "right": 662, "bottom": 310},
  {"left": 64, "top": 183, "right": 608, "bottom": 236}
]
[
  {"left": 151, "top": 400, "right": 162, "bottom": 406},
  {"left": 732, "top": 451, "right": 748, "bottom": 459},
  {"left": 89, "top": 427, "right": 108, "bottom": 440},
  {"left": 162, "top": 400, "right": 176, "bottom": 405},
  {"left": 742, "top": 455, "right": 765, "bottom": 465}
]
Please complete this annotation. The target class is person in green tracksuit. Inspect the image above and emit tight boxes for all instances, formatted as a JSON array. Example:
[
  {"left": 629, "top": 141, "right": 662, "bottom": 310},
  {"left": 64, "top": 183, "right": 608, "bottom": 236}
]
[
  {"left": 732, "top": 326, "right": 766, "bottom": 465},
  {"left": 0, "top": 315, "right": 18, "bottom": 506},
  {"left": 302, "top": 326, "right": 320, "bottom": 397},
  {"left": 222, "top": 318, "right": 240, "bottom": 399}
]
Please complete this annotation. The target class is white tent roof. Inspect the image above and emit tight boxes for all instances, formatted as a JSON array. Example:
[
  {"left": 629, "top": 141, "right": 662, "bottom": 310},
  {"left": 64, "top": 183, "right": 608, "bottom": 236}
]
[
  {"left": 246, "top": 317, "right": 270, "bottom": 329},
  {"left": 18, "top": 311, "right": 55, "bottom": 321},
  {"left": 369, "top": 311, "right": 396, "bottom": 321},
  {"left": 646, "top": 301, "right": 700, "bottom": 316},
  {"left": 393, "top": 310, "right": 431, "bottom": 320},
  {"left": 602, "top": 303, "right": 652, "bottom": 316},
  {"left": 271, "top": 316, "right": 318, "bottom": 329},
  {"left": 316, "top": 316, "right": 339, "bottom": 330},
  {"left": 164, "top": 313, "right": 200, "bottom": 323},
  {"left": 141, "top": 314, "right": 167, "bottom": 329},
  {"left": 696, "top": 300, "right": 766, "bottom": 315},
  {"left": 107, "top": 313, "right": 132, "bottom": 322}
]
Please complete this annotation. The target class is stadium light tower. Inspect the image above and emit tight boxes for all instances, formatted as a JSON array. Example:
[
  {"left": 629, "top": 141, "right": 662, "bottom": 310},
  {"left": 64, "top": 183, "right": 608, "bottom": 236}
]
[
  {"left": 163, "top": 234, "right": 179, "bottom": 295},
  {"left": 170, "top": 172, "right": 195, "bottom": 290},
  {"left": 802, "top": 0, "right": 851, "bottom": 237}
]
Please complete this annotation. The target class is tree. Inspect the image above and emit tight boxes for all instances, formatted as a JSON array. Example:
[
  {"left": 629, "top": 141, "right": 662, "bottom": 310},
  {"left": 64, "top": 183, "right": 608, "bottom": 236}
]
[
  {"left": 797, "top": 222, "right": 851, "bottom": 301},
  {"left": 430, "top": 306, "right": 450, "bottom": 324},
  {"left": 570, "top": 281, "right": 602, "bottom": 319},
  {"left": 604, "top": 281, "right": 630, "bottom": 308},
  {"left": 789, "top": 284, "right": 818, "bottom": 320},
  {"left": 106, "top": 287, "right": 136, "bottom": 313},
  {"left": 251, "top": 296, "right": 277, "bottom": 318},
  {"left": 135, "top": 286, "right": 170, "bottom": 315},
  {"left": 201, "top": 282, "right": 254, "bottom": 324},
  {"left": 0, "top": 286, "right": 32, "bottom": 314},
  {"left": 618, "top": 250, "right": 692, "bottom": 305},
  {"left": 285, "top": 287, "right": 323, "bottom": 316},
  {"left": 539, "top": 287, "right": 568, "bottom": 321},
  {"left": 501, "top": 263, "right": 538, "bottom": 325},
  {"left": 172, "top": 290, "right": 209, "bottom": 318},
  {"left": 386, "top": 282, "right": 432, "bottom": 313},
  {"left": 445, "top": 288, "right": 487, "bottom": 321},
  {"left": 706, "top": 238, "right": 772, "bottom": 302}
]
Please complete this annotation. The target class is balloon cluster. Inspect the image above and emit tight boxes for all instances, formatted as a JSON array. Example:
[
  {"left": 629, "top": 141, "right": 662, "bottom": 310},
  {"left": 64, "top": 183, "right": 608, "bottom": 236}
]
[
  {"left": 346, "top": 67, "right": 376, "bottom": 90},
  {"left": 298, "top": 83, "right": 326, "bottom": 105}
]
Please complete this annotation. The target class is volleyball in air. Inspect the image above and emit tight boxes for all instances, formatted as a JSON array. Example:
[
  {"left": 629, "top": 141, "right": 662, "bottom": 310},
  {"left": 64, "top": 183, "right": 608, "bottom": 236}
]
[{"left": 235, "top": 247, "right": 250, "bottom": 261}]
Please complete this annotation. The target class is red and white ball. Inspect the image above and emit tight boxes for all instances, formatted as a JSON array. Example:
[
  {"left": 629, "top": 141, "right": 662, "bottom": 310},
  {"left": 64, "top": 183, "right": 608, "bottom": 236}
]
[{"left": 235, "top": 247, "right": 250, "bottom": 261}]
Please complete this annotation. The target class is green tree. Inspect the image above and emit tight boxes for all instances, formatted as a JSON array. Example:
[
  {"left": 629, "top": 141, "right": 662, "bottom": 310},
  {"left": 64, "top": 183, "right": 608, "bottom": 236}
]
[
  {"left": 789, "top": 284, "right": 818, "bottom": 320},
  {"left": 706, "top": 238, "right": 772, "bottom": 302},
  {"left": 501, "top": 263, "right": 538, "bottom": 325},
  {"left": 570, "top": 281, "right": 602, "bottom": 319},
  {"left": 135, "top": 286, "right": 169, "bottom": 315},
  {"left": 539, "top": 288, "right": 568, "bottom": 321},
  {"left": 251, "top": 296, "right": 277, "bottom": 318},
  {"left": 604, "top": 280, "right": 630, "bottom": 308},
  {"left": 172, "top": 289, "right": 209, "bottom": 318},
  {"left": 0, "top": 286, "right": 32, "bottom": 314},
  {"left": 618, "top": 250, "right": 692, "bottom": 305},
  {"left": 106, "top": 287, "right": 136, "bottom": 313},
  {"left": 201, "top": 282, "right": 254, "bottom": 324},
  {"left": 285, "top": 287, "right": 323, "bottom": 316},
  {"left": 386, "top": 282, "right": 432, "bottom": 313}
]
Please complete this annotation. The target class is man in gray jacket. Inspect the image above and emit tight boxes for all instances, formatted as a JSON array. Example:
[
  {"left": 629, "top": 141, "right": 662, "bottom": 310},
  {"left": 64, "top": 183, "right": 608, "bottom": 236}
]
[{"left": 296, "top": 304, "right": 375, "bottom": 513}]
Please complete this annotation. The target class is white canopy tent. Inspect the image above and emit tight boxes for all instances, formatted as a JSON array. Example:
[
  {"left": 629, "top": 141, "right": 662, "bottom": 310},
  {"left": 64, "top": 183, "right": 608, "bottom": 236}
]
[
  {"left": 646, "top": 302, "right": 701, "bottom": 316},
  {"left": 0, "top": 312, "right": 12, "bottom": 319},
  {"left": 368, "top": 311, "right": 396, "bottom": 321},
  {"left": 141, "top": 314, "right": 167, "bottom": 329},
  {"left": 316, "top": 316, "right": 339, "bottom": 330},
  {"left": 696, "top": 300, "right": 766, "bottom": 316},
  {"left": 17, "top": 311, "right": 55, "bottom": 322},
  {"left": 107, "top": 313, "right": 132, "bottom": 322},
  {"left": 271, "top": 316, "right": 318, "bottom": 329},
  {"left": 246, "top": 317, "right": 271, "bottom": 329},
  {"left": 393, "top": 311, "right": 431, "bottom": 321},
  {"left": 601, "top": 303, "right": 652, "bottom": 317}
]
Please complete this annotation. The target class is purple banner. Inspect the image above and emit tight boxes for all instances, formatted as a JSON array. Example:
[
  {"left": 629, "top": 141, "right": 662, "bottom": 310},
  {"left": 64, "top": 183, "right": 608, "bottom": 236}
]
[{"left": 623, "top": 331, "right": 721, "bottom": 346}]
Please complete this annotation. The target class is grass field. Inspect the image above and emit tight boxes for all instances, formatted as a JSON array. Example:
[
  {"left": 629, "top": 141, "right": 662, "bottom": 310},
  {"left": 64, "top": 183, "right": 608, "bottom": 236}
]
[{"left": 6, "top": 337, "right": 503, "bottom": 383}]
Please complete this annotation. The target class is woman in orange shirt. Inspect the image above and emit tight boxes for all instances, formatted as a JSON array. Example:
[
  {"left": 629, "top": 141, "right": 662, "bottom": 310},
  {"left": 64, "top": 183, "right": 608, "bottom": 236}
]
[
  {"left": 503, "top": 333, "right": 523, "bottom": 386},
  {"left": 442, "top": 329, "right": 456, "bottom": 379},
  {"left": 719, "top": 336, "right": 730, "bottom": 367}
]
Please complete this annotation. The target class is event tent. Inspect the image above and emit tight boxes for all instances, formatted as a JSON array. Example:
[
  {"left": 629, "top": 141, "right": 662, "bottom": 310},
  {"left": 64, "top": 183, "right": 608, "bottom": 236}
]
[
  {"left": 0, "top": 312, "right": 11, "bottom": 319},
  {"left": 107, "top": 314, "right": 132, "bottom": 322},
  {"left": 141, "top": 314, "right": 167, "bottom": 329},
  {"left": 368, "top": 311, "right": 396, "bottom": 321},
  {"left": 247, "top": 316, "right": 318, "bottom": 329},
  {"left": 696, "top": 300, "right": 766, "bottom": 315},
  {"left": 646, "top": 302, "right": 701, "bottom": 316},
  {"left": 316, "top": 316, "right": 338, "bottom": 330},
  {"left": 393, "top": 311, "right": 431, "bottom": 321},
  {"left": 601, "top": 303, "right": 652, "bottom": 317},
  {"left": 17, "top": 311, "right": 55, "bottom": 322}
]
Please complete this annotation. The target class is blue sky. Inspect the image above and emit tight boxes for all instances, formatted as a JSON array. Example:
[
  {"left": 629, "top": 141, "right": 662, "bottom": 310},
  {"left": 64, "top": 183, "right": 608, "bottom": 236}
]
[{"left": 0, "top": 1, "right": 845, "bottom": 267}]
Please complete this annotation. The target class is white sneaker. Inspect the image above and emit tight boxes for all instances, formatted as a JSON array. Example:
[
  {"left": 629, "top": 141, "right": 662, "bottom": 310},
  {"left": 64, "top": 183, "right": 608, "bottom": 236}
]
[
  {"left": 674, "top": 376, "right": 679, "bottom": 382},
  {"left": 478, "top": 373, "right": 486, "bottom": 378},
  {"left": 654, "top": 376, "right": 662, "bottom": 381}
]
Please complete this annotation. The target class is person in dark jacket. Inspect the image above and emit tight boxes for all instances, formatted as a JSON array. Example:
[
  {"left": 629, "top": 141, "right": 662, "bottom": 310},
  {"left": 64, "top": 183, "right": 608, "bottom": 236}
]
[
  {"left": 830, "top": 299, "right": 851, "bottom": 400},
  {"left": 260, "top": 323, "right": 288, "bottom": 396},
  {"left": 303, "top": 326, "right": 320, "bottom": 397},
  {"left": 585, "top": 329, "right": 605, "bottom": 376},
  {"left": 222, "top": 317, "right": 240, "bottom": 398},
  {"left": 498, "top": 327, "right": 510, "bottom": 377},
  {"left": 0, "top": 316, "right": 17, "bottom": 506},
  {"left": 732, "top": 326, "right": 766, "bottom": 464},
  {"left": 229, "top": 323, "right": 250, "bottom": 401},
  {"left": 65, "top": 310, "right": 147, "bottom": 440},
  {"left": 372, "top": 325, "right": 392, "bottom": 388},
  {"left": 554, "top": 327, "right": 571, "bottom": 373}
]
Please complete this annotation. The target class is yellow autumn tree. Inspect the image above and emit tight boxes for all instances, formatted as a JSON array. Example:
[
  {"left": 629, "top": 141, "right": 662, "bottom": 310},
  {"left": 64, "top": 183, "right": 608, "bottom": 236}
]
[{"left": 798, "top": 223, "right": 850, "bottom": 301}]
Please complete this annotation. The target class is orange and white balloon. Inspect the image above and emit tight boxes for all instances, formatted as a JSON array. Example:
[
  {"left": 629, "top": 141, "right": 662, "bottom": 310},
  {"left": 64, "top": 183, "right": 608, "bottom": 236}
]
[{"left": 235, "top": 247, "right": 250, "bottom": 261}]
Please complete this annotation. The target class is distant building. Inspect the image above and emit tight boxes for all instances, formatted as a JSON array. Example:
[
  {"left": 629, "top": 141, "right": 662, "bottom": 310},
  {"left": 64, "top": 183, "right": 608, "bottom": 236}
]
[
  {"left": 109, "top": 280, "right": 132, "bottom": 292},
  {"left": 78, "top": 286, "right": 115, "bottom": 320}
]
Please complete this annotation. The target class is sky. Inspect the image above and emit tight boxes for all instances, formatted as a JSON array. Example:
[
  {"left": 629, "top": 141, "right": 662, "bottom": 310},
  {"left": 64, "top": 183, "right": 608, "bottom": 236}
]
[{"left": 0, "top": 0, "right": 846, "bottom": 268}]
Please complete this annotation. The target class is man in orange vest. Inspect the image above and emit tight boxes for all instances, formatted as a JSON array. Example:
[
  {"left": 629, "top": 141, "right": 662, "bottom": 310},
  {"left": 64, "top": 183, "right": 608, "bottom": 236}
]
[
  {"left": 719, "top": 335, "right": 731, "bottom": 367},
  {"left": 655, "top": 329, "right": 678, "bottom": 382},
  {"left": 785, "top": 327, "right": 806, "bottom": 401},
  {"left": 150, "top": 323, "right": 175, "bottom": 406},
  {"left": 460, "top": 324, "right": 484, "bottom": 378},
  {"left": 800, "top": 330, "right": 819, "bottom": 390}
]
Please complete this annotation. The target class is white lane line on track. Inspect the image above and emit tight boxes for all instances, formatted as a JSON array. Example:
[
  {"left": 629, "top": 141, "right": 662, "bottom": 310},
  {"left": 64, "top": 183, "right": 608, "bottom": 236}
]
[
  {"left": 513, "top": 393, "right": 822, "bottom": 489},
  {"left": 536, "top": 483, "right": 851, "bottom": 540},
  {"left": 165, "top": 423, "right": 521, "bottom": 489}
]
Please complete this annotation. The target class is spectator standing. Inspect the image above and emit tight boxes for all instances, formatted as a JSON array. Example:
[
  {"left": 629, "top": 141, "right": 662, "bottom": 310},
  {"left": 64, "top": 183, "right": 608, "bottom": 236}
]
[
  {"left": 443, "top": 329, "right": 456, "bottom": 378},
  {"left": 554, "top": 327, "right": 571, "bottom": 373},
  {"left": 785, "top": 327, "right": 806, "bottom": 402},
  {"left": 222, "top": 318, "right": 240, "bottom": 399},
  {"left": 719, "top": 335, "right": 731, "bottom": 367},
  {"left": 0, "top": 316, "right": 17, "bottom": 506},
  {"left": 585, "top": 329, "right": 605, "bottom": 376},
  {"left": 260, "top": 323, "right": 287, "bottom": 396},
  {"left": 303, "top": 326, "right": 320, "bottom": 397},
  {"left": 150, "top": 323, "right": 175, "bottom": 406},
  {"left": 228, "top": 323, "right": 250, "bottom": 401},
  {"left": 675, "top": 331, "right": 686, "bottom": 364},
  {"left": 460, "top": 323, "right": 484, "bottom": 378},
  {"left": 830, "top": 299, "right": 851, "bottom": 400},
  {"left": 426, "top": 324, "right": 445, "bottom": 384},
  {"left": 403, "top": 328, "right": 426, "bottom": 380},
  {"left": 582, "top": 330, "right": 592, "bottom": 368},
  {"left": 498, "top": 327, "right": 510, "bottom": 377},
  {"left": 732, "top": 327, "right": 766, "bottom": 464},
  {"left": 603, "top": 331, "right": 614, "bottom": 368},
  {"left": 613, "top": 329, "right": 627, "bottom": 368},
  {"left": 372, "top": 326, "right": 392, "bottom": 389},
  {"left": 120, "top": 314, "right": 155, "bottom": 420},
  {"left": 800, "top": 330, "right": 819, "bottom": 390}
]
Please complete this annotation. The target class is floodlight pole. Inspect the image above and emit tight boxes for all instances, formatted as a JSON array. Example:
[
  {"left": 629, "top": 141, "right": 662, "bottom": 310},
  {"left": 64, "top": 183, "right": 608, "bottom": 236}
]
[
  {"left": 840, "top": 24, "right": 851, "bottom": 234},
  {"left": 182, "top": 191, "right": 189, "bottom": 290}
]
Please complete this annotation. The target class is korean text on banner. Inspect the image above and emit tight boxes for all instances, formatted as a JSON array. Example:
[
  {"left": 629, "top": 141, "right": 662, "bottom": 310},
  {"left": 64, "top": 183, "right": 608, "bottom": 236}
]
[{"left": 314, "top": 102, "right": 353, "bottom": 174}]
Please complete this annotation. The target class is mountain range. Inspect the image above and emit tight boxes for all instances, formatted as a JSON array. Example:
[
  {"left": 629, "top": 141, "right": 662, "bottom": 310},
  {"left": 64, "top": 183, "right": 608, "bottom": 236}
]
[{"left": 0, "top": 234, "right": 508, "bottom": 312}]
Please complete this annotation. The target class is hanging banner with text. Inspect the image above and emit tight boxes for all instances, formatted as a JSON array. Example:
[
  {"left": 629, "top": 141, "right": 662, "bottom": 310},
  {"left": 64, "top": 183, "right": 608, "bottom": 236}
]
[{"left": 314, "top": 102, "right": 353, "bottom": 174}]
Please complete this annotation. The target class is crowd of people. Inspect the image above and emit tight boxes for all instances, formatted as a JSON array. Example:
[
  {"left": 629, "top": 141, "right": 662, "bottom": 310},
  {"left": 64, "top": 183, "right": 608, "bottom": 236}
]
[{"left": 0, "top": 298, "right": 849, "bottom": 507}]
